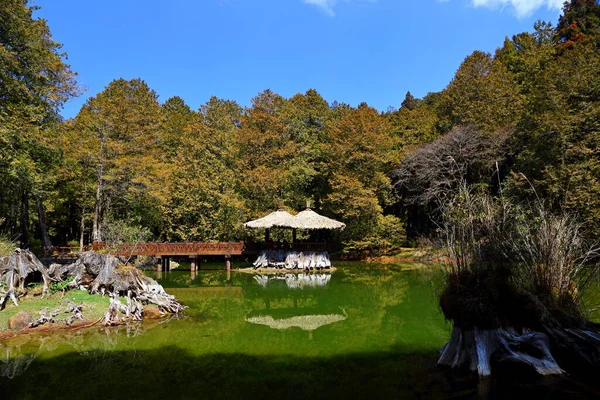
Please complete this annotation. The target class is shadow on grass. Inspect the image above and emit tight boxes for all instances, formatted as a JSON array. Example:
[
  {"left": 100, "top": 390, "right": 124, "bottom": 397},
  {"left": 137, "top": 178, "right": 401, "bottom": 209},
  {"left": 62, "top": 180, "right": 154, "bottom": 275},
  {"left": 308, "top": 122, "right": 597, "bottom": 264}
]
[{"left": 1, "top": 345, "right": 598, "bottom": 399}]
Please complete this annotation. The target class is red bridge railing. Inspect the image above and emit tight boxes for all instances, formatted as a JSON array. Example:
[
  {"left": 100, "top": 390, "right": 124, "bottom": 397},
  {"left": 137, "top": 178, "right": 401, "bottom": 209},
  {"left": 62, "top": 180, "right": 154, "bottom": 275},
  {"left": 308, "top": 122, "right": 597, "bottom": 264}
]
[{"left": 92, "top": 241, "right": 245, "bottom": 256}]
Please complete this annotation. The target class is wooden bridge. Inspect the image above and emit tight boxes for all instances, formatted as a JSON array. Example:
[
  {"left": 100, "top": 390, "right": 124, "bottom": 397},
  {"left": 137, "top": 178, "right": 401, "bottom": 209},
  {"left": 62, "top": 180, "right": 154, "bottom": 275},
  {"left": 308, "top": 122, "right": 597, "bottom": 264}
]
[{"left": 90, "top": 241, "right": 328, "bottom": 272}]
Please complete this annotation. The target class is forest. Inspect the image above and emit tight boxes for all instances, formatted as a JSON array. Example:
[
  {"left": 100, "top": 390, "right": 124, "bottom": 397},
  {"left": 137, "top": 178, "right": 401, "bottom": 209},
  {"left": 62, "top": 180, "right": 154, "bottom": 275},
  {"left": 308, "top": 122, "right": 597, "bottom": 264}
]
[{"left": 1, "top": 0, "right": 600, "bottom": 259}]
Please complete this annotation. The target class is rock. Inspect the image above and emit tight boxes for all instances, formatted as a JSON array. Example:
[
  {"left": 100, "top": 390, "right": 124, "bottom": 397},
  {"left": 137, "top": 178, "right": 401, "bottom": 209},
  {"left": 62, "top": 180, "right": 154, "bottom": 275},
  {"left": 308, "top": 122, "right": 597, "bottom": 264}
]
[
  {"left": 8, "top": 312, "right": 32, "bottom": 330},
  {"left": 143, "top": 305, "right": 162, "bottom": 319}
]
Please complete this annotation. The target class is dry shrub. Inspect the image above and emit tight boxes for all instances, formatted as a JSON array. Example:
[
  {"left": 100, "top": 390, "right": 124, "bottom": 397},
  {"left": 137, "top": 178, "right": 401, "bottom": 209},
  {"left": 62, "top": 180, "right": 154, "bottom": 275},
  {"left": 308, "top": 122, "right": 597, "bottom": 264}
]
[{"left": 438, "top": 182, "right": 599, "bottom": 329}]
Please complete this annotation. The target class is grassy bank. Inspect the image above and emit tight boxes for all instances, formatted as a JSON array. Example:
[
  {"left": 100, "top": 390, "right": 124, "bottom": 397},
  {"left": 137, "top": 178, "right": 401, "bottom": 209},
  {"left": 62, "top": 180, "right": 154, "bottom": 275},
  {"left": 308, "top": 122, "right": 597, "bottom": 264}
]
[{"left": 0, "top": 289, "right": 110, "bottom": 332}]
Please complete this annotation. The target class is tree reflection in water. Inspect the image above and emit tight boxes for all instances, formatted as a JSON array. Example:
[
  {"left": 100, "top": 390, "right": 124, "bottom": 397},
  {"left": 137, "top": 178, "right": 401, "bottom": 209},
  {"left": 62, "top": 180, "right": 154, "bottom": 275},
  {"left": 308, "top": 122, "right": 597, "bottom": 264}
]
[{"left": 0, "top": 321, "right": 155, "bottom": 379}]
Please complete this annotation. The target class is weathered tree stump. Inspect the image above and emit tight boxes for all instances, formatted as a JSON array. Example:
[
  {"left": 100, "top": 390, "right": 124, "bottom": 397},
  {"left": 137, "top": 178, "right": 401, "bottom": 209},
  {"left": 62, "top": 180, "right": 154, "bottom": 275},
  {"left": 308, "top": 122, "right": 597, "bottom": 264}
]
[
  {"left": 0, "top": 249, "right": 52, "bottom": 309},
  {"left": 2, "top": 249, "right": 184, "bottom": 328},
  {"left": 438, "top": 327, "right": 564, "bottom": 379},
  {"left": 52, "top": 251, "right": 185, "bottom": 325}
]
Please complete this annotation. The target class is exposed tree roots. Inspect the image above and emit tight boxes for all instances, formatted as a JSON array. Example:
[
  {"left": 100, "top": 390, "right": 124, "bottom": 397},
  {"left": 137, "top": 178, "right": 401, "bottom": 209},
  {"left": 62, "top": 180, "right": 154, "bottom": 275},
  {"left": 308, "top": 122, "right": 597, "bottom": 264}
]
[
  {"left": 1, "top": 249, "right": 185, "bottom": 328},
  {"left": 438, "top": 326, "right": 600, "bottom": 381},
  {"left": 53, "top": 251, "right": 186, "bottom": 325}
]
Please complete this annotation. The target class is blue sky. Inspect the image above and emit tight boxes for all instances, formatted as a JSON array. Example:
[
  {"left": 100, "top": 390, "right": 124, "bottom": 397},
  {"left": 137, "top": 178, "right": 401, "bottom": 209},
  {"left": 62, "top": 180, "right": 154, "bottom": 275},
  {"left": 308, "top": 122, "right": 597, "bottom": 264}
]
[{"left": 35, "top": 0, "right": 564, "bottom": 118}]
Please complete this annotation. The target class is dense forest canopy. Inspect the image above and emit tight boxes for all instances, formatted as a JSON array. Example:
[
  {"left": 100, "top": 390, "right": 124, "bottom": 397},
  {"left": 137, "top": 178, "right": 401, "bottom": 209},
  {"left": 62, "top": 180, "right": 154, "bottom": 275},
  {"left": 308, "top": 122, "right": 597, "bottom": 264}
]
[{"left": 1, "top": 0, "right": 600, "bottom": 258}]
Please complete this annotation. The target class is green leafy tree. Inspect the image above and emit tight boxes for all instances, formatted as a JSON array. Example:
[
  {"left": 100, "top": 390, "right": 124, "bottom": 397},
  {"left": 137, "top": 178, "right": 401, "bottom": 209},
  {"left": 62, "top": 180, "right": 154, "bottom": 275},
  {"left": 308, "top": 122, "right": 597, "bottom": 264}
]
[
  {"left": 444, "top": 51, "right": 523, "bottom": 132},
  {"left": 0, "top": 0, "right": 79, "bottom": 249},
  {"left": 166, "top": 97, "right": 245, "bottom": 241}
]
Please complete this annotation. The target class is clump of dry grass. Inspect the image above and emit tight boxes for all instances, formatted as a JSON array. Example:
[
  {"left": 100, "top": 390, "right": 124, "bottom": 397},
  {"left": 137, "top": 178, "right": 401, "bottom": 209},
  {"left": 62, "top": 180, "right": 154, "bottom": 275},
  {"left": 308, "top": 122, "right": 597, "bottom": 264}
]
[
  {"left": 0, "top": 237, "right": 16, "bottom": 257},
  {"left": 438, "top": 182, "right": 600, "bottom": 329}
]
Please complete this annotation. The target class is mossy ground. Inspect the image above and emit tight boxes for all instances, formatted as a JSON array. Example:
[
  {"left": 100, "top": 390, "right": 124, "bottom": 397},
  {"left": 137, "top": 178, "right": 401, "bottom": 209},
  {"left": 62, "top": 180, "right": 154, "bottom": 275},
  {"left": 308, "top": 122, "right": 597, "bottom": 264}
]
[{"left": 0, "top": 289, "right": 110, "bottom": 331}]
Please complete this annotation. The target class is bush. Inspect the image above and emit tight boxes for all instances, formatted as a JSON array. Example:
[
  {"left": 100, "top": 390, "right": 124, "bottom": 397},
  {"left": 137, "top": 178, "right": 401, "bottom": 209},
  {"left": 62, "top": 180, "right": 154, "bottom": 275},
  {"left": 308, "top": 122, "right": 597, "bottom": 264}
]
[
  {"left": 343, "top": 214, "right": 406, "bottom": 258},
  {"left": 102, "top": 219, "right": 152, "bottom": 247},
  {"left": 49, "top": 276, "right": 74, "bottom": 294}
]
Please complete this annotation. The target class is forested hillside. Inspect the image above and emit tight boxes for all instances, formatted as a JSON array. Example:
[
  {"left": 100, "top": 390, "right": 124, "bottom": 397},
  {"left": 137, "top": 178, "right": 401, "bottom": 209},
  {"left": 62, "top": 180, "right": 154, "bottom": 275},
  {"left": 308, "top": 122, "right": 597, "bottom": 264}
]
[{"left": 2, "top": 0, "right": 600, "bottom": 258}]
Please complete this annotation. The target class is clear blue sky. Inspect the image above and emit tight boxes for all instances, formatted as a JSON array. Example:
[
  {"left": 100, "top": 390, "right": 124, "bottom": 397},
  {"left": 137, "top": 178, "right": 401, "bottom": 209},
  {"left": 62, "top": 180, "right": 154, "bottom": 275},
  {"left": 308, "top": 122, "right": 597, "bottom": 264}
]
[{"left": 35, "top": 0, "right": 564, "bottom": 118}]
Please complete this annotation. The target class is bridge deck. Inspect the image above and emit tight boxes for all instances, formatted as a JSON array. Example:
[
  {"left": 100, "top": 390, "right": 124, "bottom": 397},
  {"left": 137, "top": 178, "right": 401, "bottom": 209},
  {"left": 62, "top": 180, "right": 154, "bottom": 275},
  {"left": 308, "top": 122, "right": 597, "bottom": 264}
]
[{"left": 91, "top": 241, "right": 327, "bottom": 257}]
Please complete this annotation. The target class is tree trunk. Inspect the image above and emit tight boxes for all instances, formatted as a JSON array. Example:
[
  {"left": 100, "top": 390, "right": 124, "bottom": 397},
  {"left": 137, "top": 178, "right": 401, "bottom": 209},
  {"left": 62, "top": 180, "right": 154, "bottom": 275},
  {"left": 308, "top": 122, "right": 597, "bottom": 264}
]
[
  {"left": 92, "top": 128, "right": 106, "bottom": 243},
  {"left": 36, "top": 197, "right": 53, "bottom": 254},
  {"left": 20, "top": 190, "right": 29, "bottom": 250},
  {"left": 79, "top": 210, "right": 85, "bottom": 252},
  {"left": 92, "top": 160, "right": 104, "bottom": 243}
]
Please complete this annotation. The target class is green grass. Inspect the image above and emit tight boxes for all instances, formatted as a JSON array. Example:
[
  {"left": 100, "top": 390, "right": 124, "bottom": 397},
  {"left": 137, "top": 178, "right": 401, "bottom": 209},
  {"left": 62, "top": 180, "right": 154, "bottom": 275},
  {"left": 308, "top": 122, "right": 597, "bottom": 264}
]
[
  {"left": 0, "top": 289, "right": 110, "bottom": 331},
  {"left": 0, "top": 237, "right": 16, "bottom": 257}
]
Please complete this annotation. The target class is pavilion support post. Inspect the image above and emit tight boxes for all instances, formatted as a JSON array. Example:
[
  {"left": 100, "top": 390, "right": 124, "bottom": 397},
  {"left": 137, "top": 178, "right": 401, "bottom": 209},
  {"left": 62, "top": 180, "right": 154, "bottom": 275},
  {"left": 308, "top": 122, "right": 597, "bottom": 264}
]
[
  {"left": 265, "top": 229, "right": 270, "bottom": 243},
  {"left": 225, "top": 255, "right": 231, "bottom": 272},
  {"left": 292, "top": 228, "right": 297, "bottom": 244}
]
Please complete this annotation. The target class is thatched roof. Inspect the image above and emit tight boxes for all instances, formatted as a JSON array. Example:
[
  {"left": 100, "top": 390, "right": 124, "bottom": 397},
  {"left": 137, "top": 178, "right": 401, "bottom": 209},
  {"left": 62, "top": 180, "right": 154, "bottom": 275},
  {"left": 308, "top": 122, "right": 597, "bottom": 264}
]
[
  {"left": 243, "top": 209, "right": 295, "bottom": 229},
  {"left": 288, "top": 208, "right": 346, "bottom": 230}
]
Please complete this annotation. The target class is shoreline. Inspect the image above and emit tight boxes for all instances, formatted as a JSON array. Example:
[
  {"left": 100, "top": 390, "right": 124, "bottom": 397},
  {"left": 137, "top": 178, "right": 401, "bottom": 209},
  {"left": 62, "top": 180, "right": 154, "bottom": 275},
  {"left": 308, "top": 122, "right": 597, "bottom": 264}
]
[{"left": 0, "top": 317, "right": 104, "bottom": 341}]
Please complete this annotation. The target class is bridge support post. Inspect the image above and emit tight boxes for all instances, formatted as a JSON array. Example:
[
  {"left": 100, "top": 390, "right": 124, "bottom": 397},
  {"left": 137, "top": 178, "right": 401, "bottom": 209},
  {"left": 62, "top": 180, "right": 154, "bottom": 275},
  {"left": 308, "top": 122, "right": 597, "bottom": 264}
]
[
  {"left": 225, "top": 255, "right": 231, "bottom": 272},
  {"left": 161, "top": 257, "right": 171, "bottom": 272}
]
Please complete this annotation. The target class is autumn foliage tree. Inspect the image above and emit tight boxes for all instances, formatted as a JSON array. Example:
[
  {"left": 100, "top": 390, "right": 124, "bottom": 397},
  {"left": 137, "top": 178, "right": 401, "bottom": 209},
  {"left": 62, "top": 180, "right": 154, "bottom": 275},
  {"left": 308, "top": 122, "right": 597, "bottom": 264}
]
[{"left": 69, "top": 79, "right": 165, "bottom": 242}]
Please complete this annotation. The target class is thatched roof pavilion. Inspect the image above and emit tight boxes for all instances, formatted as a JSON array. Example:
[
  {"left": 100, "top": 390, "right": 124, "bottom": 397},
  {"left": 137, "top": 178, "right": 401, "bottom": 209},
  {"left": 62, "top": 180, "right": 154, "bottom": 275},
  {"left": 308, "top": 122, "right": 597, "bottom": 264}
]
[
  {"left": 243, "top": 204, "right": 345, "bottom": 247},
  {"left": 243, "top": 209, "right": 295, "bottom": 230}
]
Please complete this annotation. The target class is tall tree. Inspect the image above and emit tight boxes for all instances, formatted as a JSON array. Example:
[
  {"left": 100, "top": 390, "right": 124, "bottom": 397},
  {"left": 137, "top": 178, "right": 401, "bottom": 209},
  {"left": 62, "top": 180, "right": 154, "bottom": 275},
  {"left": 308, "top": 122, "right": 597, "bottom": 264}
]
[
  {"left": 556, "top": 0, "right": 600, "bottom": 50},
  {"left": 443, "top": 51, "right": 523, "bottom": 132},
  {"left": 236, "top": 90, "right": 294, "bottom": 214},
  {"left": 71, "top": 79, "right": 164, "bottom": 242},
  {"left": 165, "top": 97, "right": 245, "bottom": 241},
  {"left": 0, "top": 0, "right": 79, "bottom": 249},
  {"left": 282, "top": 89, "right": 333, "bottom": 209}
]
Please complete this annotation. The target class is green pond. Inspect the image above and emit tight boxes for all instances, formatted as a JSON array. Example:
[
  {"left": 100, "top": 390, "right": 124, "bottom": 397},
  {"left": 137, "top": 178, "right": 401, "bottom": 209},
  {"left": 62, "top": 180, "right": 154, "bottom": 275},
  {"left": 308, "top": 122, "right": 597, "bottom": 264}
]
[{"left": 0, "top": 262, "right": 598, "bottom": 399}]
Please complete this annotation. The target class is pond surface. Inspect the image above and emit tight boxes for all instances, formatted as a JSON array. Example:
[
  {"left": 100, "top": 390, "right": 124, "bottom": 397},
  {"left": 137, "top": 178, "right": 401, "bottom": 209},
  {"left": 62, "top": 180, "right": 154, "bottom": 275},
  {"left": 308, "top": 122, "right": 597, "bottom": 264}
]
[{"left": 0, "top": 262, "right": 597, "bottom": 399}]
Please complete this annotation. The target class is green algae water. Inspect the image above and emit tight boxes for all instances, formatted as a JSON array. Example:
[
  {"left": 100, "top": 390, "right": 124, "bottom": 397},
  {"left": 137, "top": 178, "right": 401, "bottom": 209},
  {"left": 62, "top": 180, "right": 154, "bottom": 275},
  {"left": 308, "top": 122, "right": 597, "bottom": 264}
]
[
  {"left": 0, "top": 262, "right": 456, "bottom": 399},
  {"left": 1, "top": 262, "right": 596, "bottom": 399}
]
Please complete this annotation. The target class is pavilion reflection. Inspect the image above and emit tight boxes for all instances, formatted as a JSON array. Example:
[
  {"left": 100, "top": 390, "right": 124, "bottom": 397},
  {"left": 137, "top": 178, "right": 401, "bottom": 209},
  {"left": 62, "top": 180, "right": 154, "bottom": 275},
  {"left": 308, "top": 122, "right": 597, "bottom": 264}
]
[{"left": 253, "top": 273, "right": 332, "bottom": 289}]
